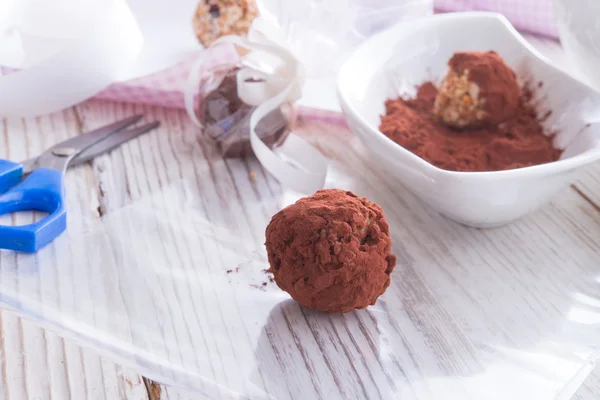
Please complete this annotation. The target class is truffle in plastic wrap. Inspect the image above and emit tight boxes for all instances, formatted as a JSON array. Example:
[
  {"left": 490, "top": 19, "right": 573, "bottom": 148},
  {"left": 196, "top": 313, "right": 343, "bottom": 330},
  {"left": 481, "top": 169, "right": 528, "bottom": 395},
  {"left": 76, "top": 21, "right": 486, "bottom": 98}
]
[{"left": 198, "top": 66, "right": 293, "bottom": 158}]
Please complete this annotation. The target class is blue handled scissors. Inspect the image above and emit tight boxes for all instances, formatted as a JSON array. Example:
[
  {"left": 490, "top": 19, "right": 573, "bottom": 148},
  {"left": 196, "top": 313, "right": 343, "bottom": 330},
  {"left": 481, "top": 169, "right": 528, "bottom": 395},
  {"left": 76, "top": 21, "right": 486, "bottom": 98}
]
[{"left": 0, "top": 115, "right": 160, "bottom": 253}]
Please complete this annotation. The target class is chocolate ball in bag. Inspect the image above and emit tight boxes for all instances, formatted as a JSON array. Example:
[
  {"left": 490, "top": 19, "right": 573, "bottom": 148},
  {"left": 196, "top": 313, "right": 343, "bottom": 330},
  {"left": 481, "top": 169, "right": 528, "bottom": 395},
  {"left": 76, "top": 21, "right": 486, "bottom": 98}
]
[
  {"left": 265, "top": 189, "right": 397, "bottom": 314},
  {"left": 198, "top": 67, "right": 291, "bottom": 158}
]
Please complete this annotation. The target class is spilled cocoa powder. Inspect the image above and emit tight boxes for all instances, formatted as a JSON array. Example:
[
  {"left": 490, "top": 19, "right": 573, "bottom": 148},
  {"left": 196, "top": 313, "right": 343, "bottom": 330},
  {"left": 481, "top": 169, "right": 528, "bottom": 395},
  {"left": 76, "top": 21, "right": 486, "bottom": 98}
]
[
  {"left": 380, "top": 81, "right": 562, "bottom": 172},
  {"left": 226, "top": 265, "right": 272, "bottom": 290}
]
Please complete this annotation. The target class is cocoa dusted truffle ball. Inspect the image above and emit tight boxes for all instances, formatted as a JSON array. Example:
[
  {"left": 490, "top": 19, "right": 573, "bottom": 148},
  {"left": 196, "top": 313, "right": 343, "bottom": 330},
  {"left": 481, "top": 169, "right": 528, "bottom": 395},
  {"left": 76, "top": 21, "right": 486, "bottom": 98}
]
[
  {"left": 433, "top": 51, "right": 520, "bottom": 128},
  {"left": 265, "top": 189, "right": 397, "bottom": 314}
]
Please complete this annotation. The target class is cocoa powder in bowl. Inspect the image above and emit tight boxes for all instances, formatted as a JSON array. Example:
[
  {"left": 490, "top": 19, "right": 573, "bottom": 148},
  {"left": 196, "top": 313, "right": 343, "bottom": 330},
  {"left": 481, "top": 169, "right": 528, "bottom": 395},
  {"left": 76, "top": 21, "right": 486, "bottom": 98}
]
[{"left": 380, "top": 51, "right": 562, "bottom": 172}]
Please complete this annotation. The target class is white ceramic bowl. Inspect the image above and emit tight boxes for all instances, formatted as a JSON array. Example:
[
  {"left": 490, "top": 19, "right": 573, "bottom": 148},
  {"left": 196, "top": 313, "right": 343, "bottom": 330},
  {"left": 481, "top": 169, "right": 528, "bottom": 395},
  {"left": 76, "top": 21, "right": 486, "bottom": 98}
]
[
  {"left": 553, "top": 0, "right": 600, "bottom": 93},
  {"left": 337, "top": 12, "right": 600, "bottom": 228}
]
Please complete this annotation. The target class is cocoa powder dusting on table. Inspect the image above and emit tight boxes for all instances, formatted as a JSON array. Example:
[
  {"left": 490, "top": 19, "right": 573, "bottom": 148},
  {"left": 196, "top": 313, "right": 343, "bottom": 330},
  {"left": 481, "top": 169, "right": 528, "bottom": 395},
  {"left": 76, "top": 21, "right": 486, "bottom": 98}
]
[
  {"left": 379, "top": 81, "right": 562, "bottom": 172},
  {"left": 250, "top": 284, "right": 266, "bottom": 292}
]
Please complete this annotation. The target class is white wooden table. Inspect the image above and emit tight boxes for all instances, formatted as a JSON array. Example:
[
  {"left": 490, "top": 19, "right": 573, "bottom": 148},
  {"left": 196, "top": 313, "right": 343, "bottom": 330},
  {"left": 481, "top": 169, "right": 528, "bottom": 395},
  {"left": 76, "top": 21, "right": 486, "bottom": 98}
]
[
  {"left": 0, "top": 111, "right": 599, "bottom": 400},
  {"left": 0, "top": 35, "right": 599, "bottom": 400}
]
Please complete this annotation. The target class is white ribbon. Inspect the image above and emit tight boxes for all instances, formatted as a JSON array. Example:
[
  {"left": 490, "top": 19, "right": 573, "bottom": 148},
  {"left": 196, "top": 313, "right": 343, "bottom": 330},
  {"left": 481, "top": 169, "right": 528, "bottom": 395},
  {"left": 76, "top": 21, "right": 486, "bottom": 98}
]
[
  {"left": 184, "top": 25, "right": 328, "bottom": 195},
  {"left": 0, "top": 0, "right": 143, "bottom": 118}
]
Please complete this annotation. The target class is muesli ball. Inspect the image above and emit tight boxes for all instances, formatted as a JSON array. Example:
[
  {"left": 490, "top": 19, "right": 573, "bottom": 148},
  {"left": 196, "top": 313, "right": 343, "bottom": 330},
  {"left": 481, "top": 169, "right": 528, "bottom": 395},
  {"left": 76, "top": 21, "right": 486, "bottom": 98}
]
[
  {"left": 192, "top": 0, "right": 258, "bottom": 47},
  {"left": 433, "top": 51, "right": 520, "bottom": 128}
]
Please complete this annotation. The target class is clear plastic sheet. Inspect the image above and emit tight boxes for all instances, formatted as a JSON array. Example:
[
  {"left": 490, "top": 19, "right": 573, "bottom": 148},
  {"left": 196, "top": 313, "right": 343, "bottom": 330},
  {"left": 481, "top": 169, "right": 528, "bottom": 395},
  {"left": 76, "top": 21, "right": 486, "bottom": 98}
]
[
  {"left": 0, "top": 127, "right": 599, "bottom": 399},
  {"left": 256, "top": 0, "right": 434, "bottom": 78}
]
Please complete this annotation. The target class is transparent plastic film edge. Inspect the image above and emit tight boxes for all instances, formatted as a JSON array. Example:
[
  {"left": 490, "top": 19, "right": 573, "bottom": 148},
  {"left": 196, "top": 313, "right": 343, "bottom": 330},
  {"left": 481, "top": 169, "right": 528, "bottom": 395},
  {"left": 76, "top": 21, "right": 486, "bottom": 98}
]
[{"left": 184, "top": 32, "right": 328, "bottom": 195}]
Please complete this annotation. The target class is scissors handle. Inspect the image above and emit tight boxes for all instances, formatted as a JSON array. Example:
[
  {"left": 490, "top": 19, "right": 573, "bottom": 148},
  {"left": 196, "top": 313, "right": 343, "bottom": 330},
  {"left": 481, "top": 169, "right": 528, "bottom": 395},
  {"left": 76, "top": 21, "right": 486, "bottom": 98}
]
[
  {"left": 0, "top": 160, "right": 24, "bottom": 193},
  {"left": 0, "top": 168, "right": 65, "bottom": 253}
]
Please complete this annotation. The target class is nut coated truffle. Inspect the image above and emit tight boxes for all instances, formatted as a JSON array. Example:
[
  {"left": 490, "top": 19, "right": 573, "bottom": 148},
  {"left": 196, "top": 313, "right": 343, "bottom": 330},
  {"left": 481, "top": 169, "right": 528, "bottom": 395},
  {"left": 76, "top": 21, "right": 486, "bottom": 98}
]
[
  {"left": 433, "top": 51, "right": 520, "bottom": 128},
  {"left": 192, "top": 0, "right": 258, "bottom": 47},
  {"left": 265, "top": 189, "right": 397, "bottom": 314}
]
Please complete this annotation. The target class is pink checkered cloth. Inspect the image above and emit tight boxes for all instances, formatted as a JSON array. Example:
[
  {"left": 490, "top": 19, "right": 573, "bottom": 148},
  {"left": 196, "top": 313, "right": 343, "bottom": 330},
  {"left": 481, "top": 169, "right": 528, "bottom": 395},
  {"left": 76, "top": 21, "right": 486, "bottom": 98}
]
[
  {"left": 435, "top": 0, "right": 557, "bottom": 38},
  {"left": 96, "top": 45, "right": 237, "bottom": 111},
  {"left": 94, "top": 41, "right": 346, "bottom": 124},
  {"left": 94, "top": 1, "right": 558, "bottom": 118}
]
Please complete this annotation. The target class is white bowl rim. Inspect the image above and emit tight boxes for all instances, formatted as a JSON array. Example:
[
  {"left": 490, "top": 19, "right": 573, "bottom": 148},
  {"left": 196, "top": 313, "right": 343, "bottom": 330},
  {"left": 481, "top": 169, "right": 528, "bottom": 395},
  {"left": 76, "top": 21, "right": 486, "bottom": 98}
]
[{"left": 337, "top": 11, "right": 600, "bottom": 181}]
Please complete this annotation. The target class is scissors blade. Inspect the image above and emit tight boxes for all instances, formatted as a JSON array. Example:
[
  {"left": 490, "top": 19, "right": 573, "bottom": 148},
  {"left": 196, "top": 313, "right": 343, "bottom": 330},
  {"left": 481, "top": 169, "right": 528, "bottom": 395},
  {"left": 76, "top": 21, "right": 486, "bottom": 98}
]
[
  {"left": 69, "top": 121, "right": 160, "bottom": 167},
  {"left": 48, "top": 114, "right": 144, "bottom": 154}
]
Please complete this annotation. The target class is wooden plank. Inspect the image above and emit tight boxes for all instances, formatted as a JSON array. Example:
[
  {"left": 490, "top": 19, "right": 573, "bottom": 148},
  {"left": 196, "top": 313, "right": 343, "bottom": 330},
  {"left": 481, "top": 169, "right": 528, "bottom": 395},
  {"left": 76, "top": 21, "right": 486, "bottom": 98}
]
[
  {"left": 0, "top": 109, "right": 149, "bottom": 400},
  {"left": 156, "top": 384, "right": 196, "bottom": 400},
  {"left": 0, "top": 311, "right": 149, "bottom": 400}
]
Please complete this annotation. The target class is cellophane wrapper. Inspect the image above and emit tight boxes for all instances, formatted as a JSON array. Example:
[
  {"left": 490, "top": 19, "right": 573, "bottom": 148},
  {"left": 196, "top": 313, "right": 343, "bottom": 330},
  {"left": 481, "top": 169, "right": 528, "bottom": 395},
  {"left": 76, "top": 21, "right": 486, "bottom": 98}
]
[
  {"left": 257, "top": 0, "right": 434, "bottom": 78},
  {"left": 196, "top": 60, "right": 294, "bottom": 158}
]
